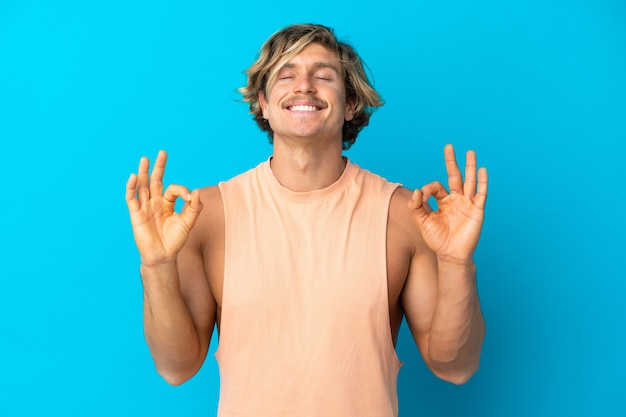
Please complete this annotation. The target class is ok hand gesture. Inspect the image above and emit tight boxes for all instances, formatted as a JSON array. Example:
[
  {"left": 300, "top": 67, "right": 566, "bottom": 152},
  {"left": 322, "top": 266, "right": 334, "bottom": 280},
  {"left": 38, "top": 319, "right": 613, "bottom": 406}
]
[
  {"left": 408, "top": 145, "right": 488, "bottom": 263},
  {"left": 125, "top": 151, "right": 203, "bottom": 266}
]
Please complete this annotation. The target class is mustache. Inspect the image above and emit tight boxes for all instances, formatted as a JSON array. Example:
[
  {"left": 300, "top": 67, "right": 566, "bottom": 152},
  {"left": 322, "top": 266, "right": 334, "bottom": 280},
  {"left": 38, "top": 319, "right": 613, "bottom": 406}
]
[{"left": 282, "top": 95, "right": 327, "bottom": 109}]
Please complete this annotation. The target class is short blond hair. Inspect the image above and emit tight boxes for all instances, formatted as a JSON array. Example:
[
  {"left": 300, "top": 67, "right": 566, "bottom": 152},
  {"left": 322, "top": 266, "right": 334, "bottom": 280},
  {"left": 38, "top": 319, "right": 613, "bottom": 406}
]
[{"left": 240, "top": 24, "right": 383, "bottom": 150}]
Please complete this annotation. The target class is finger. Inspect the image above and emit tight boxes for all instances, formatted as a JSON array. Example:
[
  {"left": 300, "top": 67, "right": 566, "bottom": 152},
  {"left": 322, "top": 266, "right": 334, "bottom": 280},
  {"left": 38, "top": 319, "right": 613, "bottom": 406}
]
[
  {"left": 421, "top": 181, "right": 448, "bottom": 201},
  {"left": 475, "top": 167, "right": 488, "bottom": 209},
  {"left": 444, "top": 144, "right": 463, "bottom": 194},
  {"left": 125, "top": 173, "right": 140, "bottom": 213},
  {"left": 463, "top": 150, "right": 477, "bottom": 198},
  {"left": 137, "top": 156, "right": 150, "bottom": 205},
  {"left": 180, "top": 188, "right": 204, "bottom": 227},
  {"left": 150, "top": 150, "right": 167, "bottom": 198},
  {"left": 163, "top": 184, "right": 192, "bottom": 208}
]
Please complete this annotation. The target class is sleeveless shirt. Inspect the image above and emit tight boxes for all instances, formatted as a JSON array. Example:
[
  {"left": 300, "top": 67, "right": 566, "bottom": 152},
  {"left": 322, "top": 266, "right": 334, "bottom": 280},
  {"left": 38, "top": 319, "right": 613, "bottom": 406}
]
[{"left": 216, "top": 158, "right": 402, "bottom": 417}]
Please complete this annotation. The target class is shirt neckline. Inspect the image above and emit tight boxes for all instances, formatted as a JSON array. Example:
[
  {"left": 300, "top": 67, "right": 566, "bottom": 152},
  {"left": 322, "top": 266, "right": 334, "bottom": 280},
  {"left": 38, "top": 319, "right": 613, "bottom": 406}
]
[{"left": 261, "top": 156, "right": 357, "bottom": 203}]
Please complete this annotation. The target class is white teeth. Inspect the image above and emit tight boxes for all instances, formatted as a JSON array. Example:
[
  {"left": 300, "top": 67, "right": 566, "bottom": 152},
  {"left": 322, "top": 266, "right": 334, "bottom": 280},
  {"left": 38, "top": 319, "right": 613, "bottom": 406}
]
[{"left": 289, "top": 105, "right": 318, "bottom": 112}]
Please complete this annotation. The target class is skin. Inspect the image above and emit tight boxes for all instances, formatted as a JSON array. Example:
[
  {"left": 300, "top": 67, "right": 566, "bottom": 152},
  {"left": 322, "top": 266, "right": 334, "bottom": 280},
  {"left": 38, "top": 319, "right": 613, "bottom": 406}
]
[{"left": 126, "top": 42, "right": 487, "bottom": 386}]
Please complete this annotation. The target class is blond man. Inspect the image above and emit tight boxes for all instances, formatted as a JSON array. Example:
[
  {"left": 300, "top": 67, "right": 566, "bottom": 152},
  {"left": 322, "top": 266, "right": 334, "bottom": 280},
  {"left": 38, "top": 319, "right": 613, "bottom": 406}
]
[{"left": 126, "top": 24, "right": 487, "bottom": 417}]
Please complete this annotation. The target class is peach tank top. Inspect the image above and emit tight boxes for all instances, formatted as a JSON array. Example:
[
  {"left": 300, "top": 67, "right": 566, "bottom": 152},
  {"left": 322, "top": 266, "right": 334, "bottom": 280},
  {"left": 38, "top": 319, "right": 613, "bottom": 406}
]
[{"left": 216, "top": 159, "right": 402, "bottom": 417}]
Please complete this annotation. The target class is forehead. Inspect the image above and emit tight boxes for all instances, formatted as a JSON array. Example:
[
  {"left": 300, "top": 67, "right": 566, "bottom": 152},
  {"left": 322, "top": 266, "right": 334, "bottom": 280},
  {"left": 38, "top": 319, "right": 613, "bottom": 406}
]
[
  {"left": 269, "top": 43, "right": 342, "bottom": 80},
  {"left": 282, "top": 43, "right": 341, "bottom": 67}
]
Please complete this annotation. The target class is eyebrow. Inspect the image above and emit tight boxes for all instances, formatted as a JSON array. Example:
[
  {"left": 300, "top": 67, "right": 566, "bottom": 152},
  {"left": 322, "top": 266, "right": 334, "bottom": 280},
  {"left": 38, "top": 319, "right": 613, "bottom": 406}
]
[{"left": 280, "top": 62, "right": 341, "bottom": 74}]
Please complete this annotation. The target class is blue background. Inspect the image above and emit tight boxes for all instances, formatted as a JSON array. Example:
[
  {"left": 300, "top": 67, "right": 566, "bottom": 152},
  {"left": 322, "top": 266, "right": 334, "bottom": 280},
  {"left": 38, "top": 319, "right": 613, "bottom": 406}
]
[{"left": 1, "top": 1, "right": 624, "bottom": 416}]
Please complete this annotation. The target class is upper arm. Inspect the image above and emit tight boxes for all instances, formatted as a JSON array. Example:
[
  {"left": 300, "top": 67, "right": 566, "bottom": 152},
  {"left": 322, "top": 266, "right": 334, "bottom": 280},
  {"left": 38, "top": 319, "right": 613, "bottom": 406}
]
[
  {"left": 389, "top": 187, "right": 438, "bottom": 360},
  {"left": 401, "top": 241, "right": 438, "bottom": 360},
  {"left": 176, "top": 186, "right": 222, "bottom": 349}
]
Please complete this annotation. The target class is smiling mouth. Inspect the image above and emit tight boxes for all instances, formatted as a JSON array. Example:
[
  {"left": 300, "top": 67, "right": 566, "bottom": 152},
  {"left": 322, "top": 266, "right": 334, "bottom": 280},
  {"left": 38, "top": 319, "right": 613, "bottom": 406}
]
[
  {"left": 287, "top": 105, "right": 322, "bottom": 112},
  {"left": 284, "top": 95, "right": 326, "bottom": 112}
]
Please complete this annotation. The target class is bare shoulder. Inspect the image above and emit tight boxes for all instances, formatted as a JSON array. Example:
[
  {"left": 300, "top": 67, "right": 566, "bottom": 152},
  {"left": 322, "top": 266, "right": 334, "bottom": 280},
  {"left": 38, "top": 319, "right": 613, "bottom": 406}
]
[
  {"left": 388, "top": 186, "right": 421, "bottom": 254},
  {"left": 187, "top": 185, "right": 224, "bottom": 247},
  {"left": 198, "top": 185, "right": 223, "bottom": 208},
  {"left": 198, "top": 185, "right": 224, "bottom": 219}
]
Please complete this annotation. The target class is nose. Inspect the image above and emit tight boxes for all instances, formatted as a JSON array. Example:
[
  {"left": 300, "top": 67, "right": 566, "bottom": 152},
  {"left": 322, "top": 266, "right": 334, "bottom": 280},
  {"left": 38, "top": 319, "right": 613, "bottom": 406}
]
[{"left": 293, "top": 74, "right": 316, "bottom": 94}]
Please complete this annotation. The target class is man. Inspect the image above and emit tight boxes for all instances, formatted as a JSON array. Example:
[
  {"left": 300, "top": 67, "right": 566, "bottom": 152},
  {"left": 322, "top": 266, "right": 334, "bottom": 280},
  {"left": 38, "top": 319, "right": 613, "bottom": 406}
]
[{"left": 126, "top": 24, "right": 487, "bottom": 417}]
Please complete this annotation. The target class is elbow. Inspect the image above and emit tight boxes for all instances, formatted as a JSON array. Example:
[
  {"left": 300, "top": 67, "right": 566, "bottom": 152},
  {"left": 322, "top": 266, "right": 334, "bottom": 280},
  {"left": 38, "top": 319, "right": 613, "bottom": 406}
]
[
  {"left": 161, "top": 372, "right": 190, "bottom": 387},
  {"left": 433, "top": 366, "right": 478, "bottom": 385},
  {"left": 430, "top": 320, "right": 485, "bottom": 385},
  {"left": 157, "top": 368, "right": 190, "bottom": 386},
  {"left": 156, "top": 364, "right": 199, "bottom": 386},
  {"left": 151, "top": 344, "right": 207, "bottom": 386},
  {"left": 428, "top": 349, "right": 482, "bottom": 385}
]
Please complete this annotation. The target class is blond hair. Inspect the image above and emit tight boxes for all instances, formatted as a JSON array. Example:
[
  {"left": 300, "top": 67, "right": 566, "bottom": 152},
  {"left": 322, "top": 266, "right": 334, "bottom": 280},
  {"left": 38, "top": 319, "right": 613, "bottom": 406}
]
[{"left": 240, "top": 24, "right": 383, "bottom": 150}]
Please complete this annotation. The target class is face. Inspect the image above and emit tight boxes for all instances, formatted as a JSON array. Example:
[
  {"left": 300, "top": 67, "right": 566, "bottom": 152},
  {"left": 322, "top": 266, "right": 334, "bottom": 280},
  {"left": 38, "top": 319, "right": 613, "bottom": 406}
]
[{"left": 259, "top": 43, "right": 354, "bottom": 145}]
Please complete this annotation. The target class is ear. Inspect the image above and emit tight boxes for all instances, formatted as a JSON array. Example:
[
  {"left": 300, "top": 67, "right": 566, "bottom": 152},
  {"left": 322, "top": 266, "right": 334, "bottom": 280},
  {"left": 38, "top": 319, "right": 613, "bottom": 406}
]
[
  {"left": 259, "top": 91, "right": 269, "bottom": 120},
  {"left": 344, "top": 98, "right": 355, "bottom": 122}
]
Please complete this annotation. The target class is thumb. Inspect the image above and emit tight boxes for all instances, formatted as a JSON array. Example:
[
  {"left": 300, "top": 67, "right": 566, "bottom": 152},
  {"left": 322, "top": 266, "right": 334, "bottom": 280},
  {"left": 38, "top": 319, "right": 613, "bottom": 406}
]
[
  {"left": 408, "top": 189, "right": 428, "bottom": 223},
  {"left": 180, "top": 188, "right": 204, "bottom": 227}
]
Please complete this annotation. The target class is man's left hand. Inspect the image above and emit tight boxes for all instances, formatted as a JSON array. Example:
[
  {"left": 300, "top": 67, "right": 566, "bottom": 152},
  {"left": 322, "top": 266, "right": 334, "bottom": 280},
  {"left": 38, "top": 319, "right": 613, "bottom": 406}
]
[{"left": 408, "top": 144, "right": 488, "bottom": 263}]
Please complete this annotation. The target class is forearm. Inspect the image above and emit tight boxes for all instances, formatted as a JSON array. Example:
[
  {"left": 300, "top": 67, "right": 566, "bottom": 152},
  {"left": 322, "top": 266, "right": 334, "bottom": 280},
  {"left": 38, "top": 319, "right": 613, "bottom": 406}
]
[
  {"left": 427, "top": 259, "right": 485, "bottom": 383},
  {"left": 141, "top": 262, "right": 207, "bottom": 385}
]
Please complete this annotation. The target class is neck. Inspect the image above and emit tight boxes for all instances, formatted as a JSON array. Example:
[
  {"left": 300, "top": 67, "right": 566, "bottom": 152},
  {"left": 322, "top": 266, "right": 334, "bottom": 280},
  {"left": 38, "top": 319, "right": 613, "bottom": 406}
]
[{"left": 270, "top": 138, "right": 346, "bottom": 192}]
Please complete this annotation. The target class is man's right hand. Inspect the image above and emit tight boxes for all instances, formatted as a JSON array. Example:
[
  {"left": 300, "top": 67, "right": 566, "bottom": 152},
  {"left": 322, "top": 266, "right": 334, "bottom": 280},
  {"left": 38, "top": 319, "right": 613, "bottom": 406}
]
[{"left": 125, "top": 150, "right": 203, "bottom": 266}]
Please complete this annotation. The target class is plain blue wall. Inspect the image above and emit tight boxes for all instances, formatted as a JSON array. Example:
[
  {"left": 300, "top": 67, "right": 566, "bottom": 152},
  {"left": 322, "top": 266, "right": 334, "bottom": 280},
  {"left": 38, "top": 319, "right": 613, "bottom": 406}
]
[{"left": 1, "top": 1, "right": 624, "bottom": 416}]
